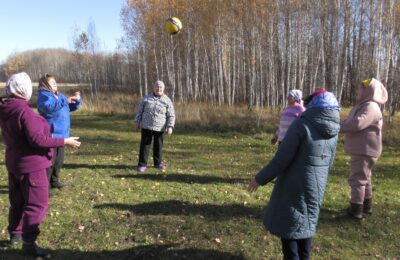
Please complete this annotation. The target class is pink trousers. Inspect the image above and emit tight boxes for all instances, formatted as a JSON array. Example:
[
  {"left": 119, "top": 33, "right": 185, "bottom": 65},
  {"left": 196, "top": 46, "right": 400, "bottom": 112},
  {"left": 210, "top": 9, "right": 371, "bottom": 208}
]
[{"left": 348, "top": 155, "right": 378, "bottom": 204}]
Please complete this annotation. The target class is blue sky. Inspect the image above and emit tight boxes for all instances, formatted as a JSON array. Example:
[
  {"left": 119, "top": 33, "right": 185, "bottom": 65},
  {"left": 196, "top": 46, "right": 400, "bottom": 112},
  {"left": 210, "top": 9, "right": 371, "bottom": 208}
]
[{"left": 0, "top": 0, "right": 126, "bottom": 63}]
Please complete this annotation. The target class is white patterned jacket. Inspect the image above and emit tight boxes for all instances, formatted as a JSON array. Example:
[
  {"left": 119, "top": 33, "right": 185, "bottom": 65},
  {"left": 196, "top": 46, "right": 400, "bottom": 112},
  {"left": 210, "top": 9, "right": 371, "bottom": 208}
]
[{"left": 134, "top": 93, "right": 175, "bottom": 132}]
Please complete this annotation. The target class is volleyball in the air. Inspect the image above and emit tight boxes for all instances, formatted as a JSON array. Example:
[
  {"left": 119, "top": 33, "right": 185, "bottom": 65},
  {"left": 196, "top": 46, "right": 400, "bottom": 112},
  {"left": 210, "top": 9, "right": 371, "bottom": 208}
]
[{"left": 165, "top": 17, "right": 183, "bottom": 34}]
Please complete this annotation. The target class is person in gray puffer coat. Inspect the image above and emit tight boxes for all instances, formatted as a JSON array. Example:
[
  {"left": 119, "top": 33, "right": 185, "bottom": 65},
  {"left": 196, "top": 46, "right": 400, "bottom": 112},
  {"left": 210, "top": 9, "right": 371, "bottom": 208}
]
[
  {"left": 134, "top": 80, "right": 175, "bottom": 172},
  {"left": 248, "top": 90, "right": 340, "bottom": 260}
]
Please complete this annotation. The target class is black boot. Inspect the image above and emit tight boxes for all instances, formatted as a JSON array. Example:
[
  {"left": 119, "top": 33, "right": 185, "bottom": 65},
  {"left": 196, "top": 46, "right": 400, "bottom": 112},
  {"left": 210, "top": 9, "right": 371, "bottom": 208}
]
[
  {"left": 363, "top": 198, "right": 372, "bottom": 214},
  {"left": 347, "top": 203, "right": 363, "bottom": 219},
  {"left": 22, "top": 242, "right": 50, "bottom": 257}
]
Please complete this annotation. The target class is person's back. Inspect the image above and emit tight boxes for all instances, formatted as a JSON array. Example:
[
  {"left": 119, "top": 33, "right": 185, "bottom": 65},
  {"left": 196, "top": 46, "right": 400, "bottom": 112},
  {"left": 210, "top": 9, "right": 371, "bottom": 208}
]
[
  {"left": 249, "top": 91, "right": 340, "bottom": 259},
  {"left": 0, "top": 97, "right": 55, "bottom": 173}
]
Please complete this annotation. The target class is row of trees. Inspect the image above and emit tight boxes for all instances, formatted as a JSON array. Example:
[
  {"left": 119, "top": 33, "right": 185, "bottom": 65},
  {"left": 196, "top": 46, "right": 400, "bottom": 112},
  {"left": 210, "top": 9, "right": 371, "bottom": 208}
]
[
  {"left": 121, "top": 0, "right": 400, "bottom": 114},
  {"left": 1, "top": 0, "right": 399, "bottom": 115}
]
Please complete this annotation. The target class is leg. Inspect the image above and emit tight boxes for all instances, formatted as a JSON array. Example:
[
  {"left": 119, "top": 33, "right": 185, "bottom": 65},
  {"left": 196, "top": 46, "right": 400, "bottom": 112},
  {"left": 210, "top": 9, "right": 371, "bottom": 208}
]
[
  {"left": 153, "top": 130, "right": 164, "bottom": 166},
  {"left": 297, "top": 238, "right": 312, "bottom": 260},
  {"left": 46, "top": 149, "right": 56, "bottom": 185},
  {"left": 281, "top": 238, "right": 300, "bottom": 260},
  {"left": 364, "top": 157, "right": 378, "bottom": 200},
  {"left": 50, "top": 147, "right": 65, "bottom": 187},
  {"left": 138, "top": 128, "right": 153, "bottom": 166},
  {"left": 348, "top": 155, "right": 376, "bottom": 204},
  {"left": 21, "top": 169, "right": 49, "bottom": 243},
  {"left": 7, "top": 172, "right": 24, "bottom": 238}
]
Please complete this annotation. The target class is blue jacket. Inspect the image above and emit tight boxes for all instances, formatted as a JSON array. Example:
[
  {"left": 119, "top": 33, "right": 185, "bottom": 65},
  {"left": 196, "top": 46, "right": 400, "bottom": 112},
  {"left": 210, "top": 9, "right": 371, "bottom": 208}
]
[
  {"left": 37, "top": 90, "right": 82, "bottom": 138},
  {"left": 255, "top": 108, "right": 340, "bottom": 239}
]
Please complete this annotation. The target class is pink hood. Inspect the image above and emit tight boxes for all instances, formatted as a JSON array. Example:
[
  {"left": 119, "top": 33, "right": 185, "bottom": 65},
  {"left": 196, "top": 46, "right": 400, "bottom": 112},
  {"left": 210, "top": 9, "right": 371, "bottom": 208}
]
[{"left": 357, "top": 78, "right": 388, "bottom": 105}]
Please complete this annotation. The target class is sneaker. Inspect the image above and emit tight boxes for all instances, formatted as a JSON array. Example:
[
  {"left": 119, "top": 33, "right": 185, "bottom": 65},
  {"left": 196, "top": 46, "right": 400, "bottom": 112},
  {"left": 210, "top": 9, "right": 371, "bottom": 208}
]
[
  {"left": 5, "top": 235, "right": 22, "bottom": 246},
  {"left": 154, "top": 164, "right": 166, "bottom": 171},
  {"left": 22, "top": 242, "right": 50, "bottom": 257},
  {"left": 137, "top": 166, "right": 147, "bottom": 172}
]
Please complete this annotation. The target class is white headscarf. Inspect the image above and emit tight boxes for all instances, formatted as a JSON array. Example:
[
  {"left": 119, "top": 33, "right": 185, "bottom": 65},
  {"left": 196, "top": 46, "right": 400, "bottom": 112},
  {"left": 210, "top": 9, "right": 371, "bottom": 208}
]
[
  {"left": 5, "top": 72, "right": 32, "bottom": 100},
  {"left": 288, "top": 89, "right": 302, "bottom": 102}
]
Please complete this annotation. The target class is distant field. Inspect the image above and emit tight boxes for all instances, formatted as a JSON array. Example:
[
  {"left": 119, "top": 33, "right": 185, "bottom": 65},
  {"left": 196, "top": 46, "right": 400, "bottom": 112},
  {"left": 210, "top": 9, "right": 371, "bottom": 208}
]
[{"left": 0, "top": 112, "right": 399, "bottom": 259}]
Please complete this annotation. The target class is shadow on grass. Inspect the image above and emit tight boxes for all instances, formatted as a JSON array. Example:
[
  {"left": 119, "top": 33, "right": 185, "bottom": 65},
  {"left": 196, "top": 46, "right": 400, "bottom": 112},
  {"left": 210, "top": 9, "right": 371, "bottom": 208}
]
[
  {"left": 112, "top": 173, "right": 248, "bottom": 184},
  {"left": 0, "top": 244, "right": 245, "bottom": 260},
  {"left": 63, "top": 163, "right": 132, "bottom": 170},
  {"left": 94, "top": 200, "right": 263, "bottom": 220}
]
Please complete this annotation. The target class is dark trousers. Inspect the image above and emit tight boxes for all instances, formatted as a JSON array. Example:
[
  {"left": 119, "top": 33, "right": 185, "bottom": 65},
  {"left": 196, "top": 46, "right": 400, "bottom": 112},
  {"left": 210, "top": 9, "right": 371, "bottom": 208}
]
[
  {"left": 138, "top": 128, "right": 164, "bottom": 167},
  {"left": 8, "top": 169, "right": 49, "bottom": 243},
  {"left": 281, "top": 238, "right": 312, "bottom": 260},
  {"left": 47, "top": 146, "right": 65, "bottom": 186}
]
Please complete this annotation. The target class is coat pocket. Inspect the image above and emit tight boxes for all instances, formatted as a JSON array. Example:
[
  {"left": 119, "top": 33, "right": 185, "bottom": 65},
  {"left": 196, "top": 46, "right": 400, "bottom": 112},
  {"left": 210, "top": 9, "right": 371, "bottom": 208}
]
[
  {"left": 288, "top": 207, "right": 307, "bottom": 233},
  {"left": 28, "top": 170, "right": 49, "bottom": 188}
]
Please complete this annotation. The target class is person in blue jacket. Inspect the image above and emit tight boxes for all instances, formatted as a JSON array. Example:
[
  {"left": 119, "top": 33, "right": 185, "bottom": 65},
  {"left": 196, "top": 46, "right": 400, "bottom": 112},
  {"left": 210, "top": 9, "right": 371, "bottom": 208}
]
[
  {"left": 248, "top": 90, "right": 340, "bottom": 260},
  {"left": 37, "top": 74, "right": 82, "bottom": 192}
]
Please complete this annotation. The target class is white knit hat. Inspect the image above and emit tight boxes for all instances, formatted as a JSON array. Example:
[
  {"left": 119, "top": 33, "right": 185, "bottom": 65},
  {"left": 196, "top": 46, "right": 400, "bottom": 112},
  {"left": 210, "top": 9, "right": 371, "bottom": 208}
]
[
  {"left": 288, "top": 89, "right": 302, "bottom": 102},
  {"left": 5, "top": 72, "right": 32, "bottom": 100},
  {"left": 154, "top": 80, "right": 165, "bottom": 88}
]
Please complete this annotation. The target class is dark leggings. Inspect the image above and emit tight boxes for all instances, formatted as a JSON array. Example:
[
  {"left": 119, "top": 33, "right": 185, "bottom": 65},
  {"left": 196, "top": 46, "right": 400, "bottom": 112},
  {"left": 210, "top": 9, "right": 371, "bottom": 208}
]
[
  {"left": 281, "top": 238, "right": 312, "bottom": 260},
  {"left": 138, "top": 128, "right": 164, "bottom": 166}
]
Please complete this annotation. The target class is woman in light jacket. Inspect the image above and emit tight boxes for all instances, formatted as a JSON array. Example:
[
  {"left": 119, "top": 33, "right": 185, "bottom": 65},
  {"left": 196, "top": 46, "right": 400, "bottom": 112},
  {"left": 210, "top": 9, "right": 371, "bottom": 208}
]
[
  {"left": 340, "top": 78, "right": 388, "bottom": 219},
  {"left": 134, "top": 80, "right": 175, "bottom": 172}
]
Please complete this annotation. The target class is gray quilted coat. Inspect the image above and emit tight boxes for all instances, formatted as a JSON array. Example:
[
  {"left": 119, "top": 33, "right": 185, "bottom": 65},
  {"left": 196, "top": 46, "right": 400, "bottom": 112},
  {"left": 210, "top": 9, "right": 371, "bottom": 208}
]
[
  {"left": 134, "top": 93, "right": 175, "bottom": 132},
  {"left": 255, "top": 107, "right": 340, "bottom": 239}
]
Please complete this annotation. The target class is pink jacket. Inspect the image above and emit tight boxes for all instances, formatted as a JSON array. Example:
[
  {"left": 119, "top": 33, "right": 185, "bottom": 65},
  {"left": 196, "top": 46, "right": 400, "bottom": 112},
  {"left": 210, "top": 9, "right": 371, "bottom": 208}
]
[{"left": 340, "top": 78, "right": 388, "bottom": 157}]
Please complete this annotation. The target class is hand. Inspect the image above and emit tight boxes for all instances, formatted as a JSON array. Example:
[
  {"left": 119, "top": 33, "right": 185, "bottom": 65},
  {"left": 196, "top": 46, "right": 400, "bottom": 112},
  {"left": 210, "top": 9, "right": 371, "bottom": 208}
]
[
  {"left": 270, "top": 135, "right": 278, "bottom": 145},
  {"left": 247, "top": 179, "right": 260, "bottom": 193},
  {"left": 67, "top": 91, "right": 81, "bottom": 104},
  {"left": 167, "top": 127, "right": 173, "bottom": 136},
  {"left": 64, "top": 137, "right": 81, "bottom": 148},
  {"left": 74, "top": 91, "right": 81, "bottom": 100}
]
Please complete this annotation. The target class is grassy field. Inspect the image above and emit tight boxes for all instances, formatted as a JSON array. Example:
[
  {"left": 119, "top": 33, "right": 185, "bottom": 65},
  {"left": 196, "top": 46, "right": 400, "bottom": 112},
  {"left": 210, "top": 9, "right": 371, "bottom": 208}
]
[{"left": 0, "top": 110, "right": 399, "bottom": 259}]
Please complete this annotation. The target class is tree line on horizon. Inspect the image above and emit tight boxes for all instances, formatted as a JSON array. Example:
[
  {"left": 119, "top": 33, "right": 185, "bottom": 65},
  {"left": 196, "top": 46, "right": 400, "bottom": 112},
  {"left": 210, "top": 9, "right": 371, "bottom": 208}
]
[{"left": 1, "top": 0, "right": 399, "bottom": 116}]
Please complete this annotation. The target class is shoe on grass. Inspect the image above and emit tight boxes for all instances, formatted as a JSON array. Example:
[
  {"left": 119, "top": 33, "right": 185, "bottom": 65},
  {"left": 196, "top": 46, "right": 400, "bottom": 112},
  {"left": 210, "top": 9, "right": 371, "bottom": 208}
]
[
  {"left": 137, "top": 166, "right": 147, "bottom": 172},
  {"left": 51, "top": 182, "right": 67, "bottom": 189},
  {"left": 5, "top": 235, "right": 22, "bottom": 247},
  {"left": 22, "top": 242, "right": 50, "bottom": 257},
  {"left": 154, "top": 164, "right": 166, "bottom": 171}
]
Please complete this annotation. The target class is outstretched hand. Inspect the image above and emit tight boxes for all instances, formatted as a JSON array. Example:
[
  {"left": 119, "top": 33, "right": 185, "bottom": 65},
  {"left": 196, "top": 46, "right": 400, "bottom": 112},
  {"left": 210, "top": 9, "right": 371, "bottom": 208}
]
[
  {"left": 64, "top": 137, "right": 81, "bottom": 148},
  {"left": 247, "top": 179, "right": 260, "bottom": 193}
]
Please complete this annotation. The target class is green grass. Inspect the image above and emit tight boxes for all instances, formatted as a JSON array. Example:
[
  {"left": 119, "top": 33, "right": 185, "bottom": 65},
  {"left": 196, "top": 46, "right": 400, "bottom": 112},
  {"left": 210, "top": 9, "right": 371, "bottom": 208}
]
[{"left": 0, "top": 113, "right": 399, "bottom": 259}]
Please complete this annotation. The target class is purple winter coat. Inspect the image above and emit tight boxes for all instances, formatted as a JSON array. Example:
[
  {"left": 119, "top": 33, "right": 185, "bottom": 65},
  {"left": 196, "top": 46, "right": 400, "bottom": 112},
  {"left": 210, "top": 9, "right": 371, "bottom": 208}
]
[{"left": 0, "top": 97, "right": 64, "bottom": 174}]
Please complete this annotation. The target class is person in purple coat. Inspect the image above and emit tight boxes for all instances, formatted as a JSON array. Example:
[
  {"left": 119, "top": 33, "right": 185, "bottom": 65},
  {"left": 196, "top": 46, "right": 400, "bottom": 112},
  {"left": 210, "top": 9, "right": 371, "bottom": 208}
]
[{"left": 0, "top": 72, "right": 81, "bottom": 257}]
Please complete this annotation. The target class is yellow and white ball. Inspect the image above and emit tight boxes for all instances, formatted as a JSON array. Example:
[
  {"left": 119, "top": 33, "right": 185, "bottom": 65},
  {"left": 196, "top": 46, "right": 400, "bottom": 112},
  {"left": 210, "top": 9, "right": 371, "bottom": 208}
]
[{"left": 165, "top": 17, "right": 183, "bottom": 34}]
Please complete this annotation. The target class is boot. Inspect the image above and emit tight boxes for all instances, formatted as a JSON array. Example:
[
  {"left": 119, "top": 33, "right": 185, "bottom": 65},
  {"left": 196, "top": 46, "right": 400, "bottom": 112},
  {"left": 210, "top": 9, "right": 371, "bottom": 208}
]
[
  {"left": 347, "top": 203, "right": 363, "bottom": 219},
  {"left": 363, "top": 198, "right": 372, "bottom": 214},
  {"left": 22, "top": 242, "right": 50, "bottom": 257}
]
